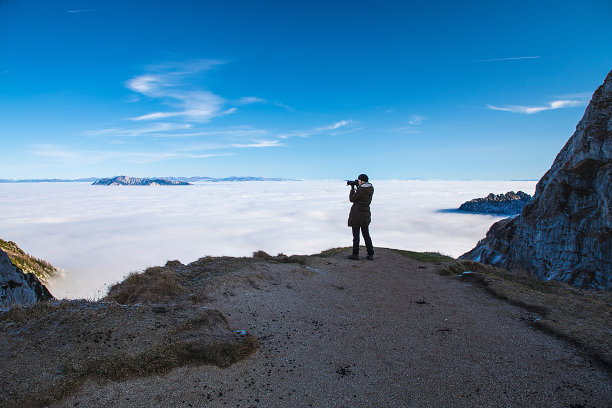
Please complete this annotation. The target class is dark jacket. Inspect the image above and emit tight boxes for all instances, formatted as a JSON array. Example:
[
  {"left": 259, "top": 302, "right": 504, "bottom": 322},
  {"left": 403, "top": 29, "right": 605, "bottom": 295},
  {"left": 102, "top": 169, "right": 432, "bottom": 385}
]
[{"left": 348, "top": 183, "right": 374, "bottom": 227}]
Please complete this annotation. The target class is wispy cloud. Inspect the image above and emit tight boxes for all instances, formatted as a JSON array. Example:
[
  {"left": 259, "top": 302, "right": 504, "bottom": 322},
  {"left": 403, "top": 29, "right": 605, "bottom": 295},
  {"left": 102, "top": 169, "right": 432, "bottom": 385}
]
[
  {"left": 408, "top": 115, "right": 424, "bottom": 125},
  {"left": 83, "top": 123, "right": 193, "bottom": 137},
  {"left": 487, "top": 99, "right": 584, "bottom": 114},
  {"left": 389, "top": 127, "right": 421, "bottom": 135},
  {"left": 231, "top": 140, "right": 283, "bottom": 148},
  {"left": 125, "top": 60, "right": 230, "bottom": 123},
  {"left": 82, "top": 60, "right": 307, "bottom": 158},
  {"left": 384, "top": 114, "right": 424, "bottom": 134},
  {"left": 234, "top": 96, "right": 293, "bottom": 111},
  {"left": 236, "top": 96, "right": 266, "bottom": 105},
  {"left": 476, "top": 56, "right": 541, "bottom": 62},
  {"left": 33, "top": 144, "right": 234, "bottom": 165},
  {"left": 330, "top": 126, "right": 365, "bottom": 136},
  {"left": 84, "top": 125, "right": 271, "bottom": 139},
  {"left": 121, "top": 60, "right": 293, "bottom": 130},
  {"left": 318, "top": 120, "right": 350, "bottom": 131},
  {"left": 278, "top": 120, "right": 351, "bottom": 139}
]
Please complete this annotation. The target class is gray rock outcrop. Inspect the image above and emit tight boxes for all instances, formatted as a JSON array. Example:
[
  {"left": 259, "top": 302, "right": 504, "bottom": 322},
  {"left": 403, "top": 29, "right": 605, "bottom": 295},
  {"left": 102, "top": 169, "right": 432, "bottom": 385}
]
[
  {"left": 461, "top": 70, "right": 612, "bottom": 290},
  {"left": 1, "top": 248, "right": 54, "bottom": 306},
  {"left": 458, "top": 191, "right": 532, "bottom": 215}
]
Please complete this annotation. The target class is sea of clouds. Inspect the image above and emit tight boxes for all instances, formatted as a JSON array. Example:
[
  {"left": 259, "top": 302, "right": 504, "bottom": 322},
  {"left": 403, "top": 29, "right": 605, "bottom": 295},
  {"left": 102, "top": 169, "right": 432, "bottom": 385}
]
[{"left": 0, "top": 180, "right": 537, "bottom": 299}]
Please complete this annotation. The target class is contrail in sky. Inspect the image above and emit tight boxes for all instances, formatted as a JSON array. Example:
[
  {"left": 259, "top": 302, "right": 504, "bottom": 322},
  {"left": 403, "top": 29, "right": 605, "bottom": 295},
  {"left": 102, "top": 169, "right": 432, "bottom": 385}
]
[
  {"left": 477, "top": 56, "right": 541, "bottom": 62},
  {"left": 67, "top": 9, "right": 100, "bottom": 13}
]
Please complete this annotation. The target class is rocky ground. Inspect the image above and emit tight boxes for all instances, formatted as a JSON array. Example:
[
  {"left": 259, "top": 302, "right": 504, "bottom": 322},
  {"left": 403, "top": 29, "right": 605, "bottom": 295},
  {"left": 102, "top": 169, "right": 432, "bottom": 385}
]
[{"left": 2, "top": 248, "right": 611, "bottom": 407}]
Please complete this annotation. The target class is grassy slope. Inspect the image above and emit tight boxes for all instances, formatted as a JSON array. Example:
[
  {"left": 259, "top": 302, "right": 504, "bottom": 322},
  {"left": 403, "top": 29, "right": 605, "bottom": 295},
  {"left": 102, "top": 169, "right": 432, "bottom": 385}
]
[{"left": 0, "top": 239, "right": 59, "bottom": 283}]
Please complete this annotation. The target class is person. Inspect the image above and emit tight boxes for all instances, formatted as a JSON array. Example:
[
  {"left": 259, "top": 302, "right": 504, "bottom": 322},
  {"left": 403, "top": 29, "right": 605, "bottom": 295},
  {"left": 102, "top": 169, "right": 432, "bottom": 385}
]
[{"left": 347, "top": 173, "right": 374, "bottom": 260}]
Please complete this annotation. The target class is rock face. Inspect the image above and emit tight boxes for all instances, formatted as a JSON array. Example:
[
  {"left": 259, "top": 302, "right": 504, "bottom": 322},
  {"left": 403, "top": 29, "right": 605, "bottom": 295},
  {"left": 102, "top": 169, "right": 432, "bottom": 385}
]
[
  {"left": 93, "top": 176, "right": 191, "bottom": 186},
  {"left": 461, "top": 70, "right": 612, "bottom": 290},
  {"left": 1, "top": 248, "right": 54, "bottom": 306},
  {"left": 0, "top": 239, "right": 59, "bottom": 282},
  {"left": 458, "top": 191, "right": 532, "bottom": 215}
]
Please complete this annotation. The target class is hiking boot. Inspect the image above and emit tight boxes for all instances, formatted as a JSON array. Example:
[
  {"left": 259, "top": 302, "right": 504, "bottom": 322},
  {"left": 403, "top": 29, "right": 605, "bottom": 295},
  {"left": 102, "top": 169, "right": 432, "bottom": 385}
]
[
  {"left": 366, "top": 254, "right": 374, "bottom": 261},
  {"left": 346, "top": 254, "right": 360, "bottom": 261}
]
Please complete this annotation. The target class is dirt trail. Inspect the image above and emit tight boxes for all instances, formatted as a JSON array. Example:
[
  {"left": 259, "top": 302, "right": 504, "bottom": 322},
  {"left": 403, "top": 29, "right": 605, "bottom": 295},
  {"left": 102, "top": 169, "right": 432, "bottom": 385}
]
[{"left": 55, "top": 248, "right": 611, "bottom": 407}]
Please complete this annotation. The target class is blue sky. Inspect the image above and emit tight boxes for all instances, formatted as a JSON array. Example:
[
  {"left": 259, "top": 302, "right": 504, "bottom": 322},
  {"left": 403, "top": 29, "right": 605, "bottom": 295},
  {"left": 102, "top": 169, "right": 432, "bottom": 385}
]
[{"left": 1, "top": 0, "right": 610, "bottom": 180}]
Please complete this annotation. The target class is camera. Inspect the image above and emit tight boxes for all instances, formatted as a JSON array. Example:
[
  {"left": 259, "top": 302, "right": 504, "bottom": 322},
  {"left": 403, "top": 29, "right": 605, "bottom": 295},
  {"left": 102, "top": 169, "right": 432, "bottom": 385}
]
[{"left": 346, "top": 179, "right": 359, "bottom": 186}]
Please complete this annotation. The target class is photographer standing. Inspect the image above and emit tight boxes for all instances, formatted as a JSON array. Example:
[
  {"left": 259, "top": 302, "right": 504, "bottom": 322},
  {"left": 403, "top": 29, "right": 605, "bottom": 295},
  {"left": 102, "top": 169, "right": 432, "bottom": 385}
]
[{"left": 347, "top": 174, "right": 374, "bottom": 261}]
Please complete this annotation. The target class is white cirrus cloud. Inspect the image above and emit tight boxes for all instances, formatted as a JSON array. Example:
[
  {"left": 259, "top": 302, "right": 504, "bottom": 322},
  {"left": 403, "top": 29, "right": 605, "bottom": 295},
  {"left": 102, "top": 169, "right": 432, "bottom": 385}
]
[
  {"left": 32, "top": 145, "right": 233, "bottom": 166},
  {"left": 83, "top": 123, "right": 193, "bottom": 137},
  {"left": 236, "top": 96, "right": 266, "bottom": 105},
  {"left": 278, "top": 120, "right": 352, "bottom": 139},
  {"left": 138, "top": 129, "right": 271, "bottom": 139},
  {"left": 408, "top": 115, "right": 424, "bottom": 125},
  {"left": 231, "top": 140, "right": 283, "bottom": 148},
  {"left": 125, "top": 60, "right": 232, "bottom": 123},
  {"left": 325, "top": 120, "right": 350, "bottom": 130},
  {"left": 487, "top": 99, "right": 584, "bottom": 114},
  {"left": 330, "top": 126, "right": 365, "bottom": 136},
  {"left": 389, "top": 127, "right": 421, "bottom": 135}
]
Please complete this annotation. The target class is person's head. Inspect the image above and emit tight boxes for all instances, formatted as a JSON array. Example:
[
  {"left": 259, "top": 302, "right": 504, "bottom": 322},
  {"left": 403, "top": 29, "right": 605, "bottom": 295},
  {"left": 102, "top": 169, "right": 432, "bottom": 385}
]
[{"left": 358, "top": 174, "right": 369, "bottom": 185}]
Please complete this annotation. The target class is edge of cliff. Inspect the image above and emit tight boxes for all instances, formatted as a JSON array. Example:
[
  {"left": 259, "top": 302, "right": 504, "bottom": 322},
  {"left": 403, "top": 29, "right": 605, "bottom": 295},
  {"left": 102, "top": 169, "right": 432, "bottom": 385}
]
[{"left": 461, "top": 69, "right": 612, "bottom": 290}]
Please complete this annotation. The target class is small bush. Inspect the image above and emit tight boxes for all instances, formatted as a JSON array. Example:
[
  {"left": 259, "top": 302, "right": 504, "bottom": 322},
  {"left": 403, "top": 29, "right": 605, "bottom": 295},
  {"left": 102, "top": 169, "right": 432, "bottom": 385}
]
[
  {"left": 104, "top": 267, "right": 187, "bottom": 304},
  {"left": 252, "top": 250, "right": 272, "bottom": 260}
]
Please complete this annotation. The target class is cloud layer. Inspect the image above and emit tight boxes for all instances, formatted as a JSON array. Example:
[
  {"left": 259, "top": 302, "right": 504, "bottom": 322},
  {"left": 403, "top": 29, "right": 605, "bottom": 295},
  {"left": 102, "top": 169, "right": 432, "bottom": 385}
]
[{"left": 0, "top": 180, "right": 536, "bottom": 299}]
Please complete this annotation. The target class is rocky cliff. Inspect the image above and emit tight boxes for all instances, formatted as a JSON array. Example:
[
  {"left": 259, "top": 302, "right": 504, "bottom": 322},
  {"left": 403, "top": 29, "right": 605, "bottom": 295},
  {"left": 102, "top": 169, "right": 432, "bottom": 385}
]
[
  {"left": 461, "top": 70, "right": 612, "bottom": 290},
  {"left": 0, "top": 239, "right": 59, "bottom": 283},
  {"left": 1, "top": 248, "right": 54, "bottom": 306},
  {"left": 458, "top": 191, "right": 532, "bottom": 215},
  {"left": 93, "top": 176, "right": 191, "bottom": 186}
]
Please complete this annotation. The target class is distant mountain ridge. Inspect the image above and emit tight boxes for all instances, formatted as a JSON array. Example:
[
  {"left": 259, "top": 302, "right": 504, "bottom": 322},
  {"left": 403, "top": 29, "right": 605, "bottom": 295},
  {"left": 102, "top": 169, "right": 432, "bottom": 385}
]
[
  {"left": 1, "top": 176, "right": 290, "bottom": 183},
  {"left": 0, "top": 177, "right": 98, "bottom": 183},
  {"left": 167, "top": 176, "right": 288, "bottom": 182},
  {"left": 458, "top": 191, "right": 532, "bottom": 215},
  {"left": 93, "top": 176, "right": 191, "bottom": 186}
]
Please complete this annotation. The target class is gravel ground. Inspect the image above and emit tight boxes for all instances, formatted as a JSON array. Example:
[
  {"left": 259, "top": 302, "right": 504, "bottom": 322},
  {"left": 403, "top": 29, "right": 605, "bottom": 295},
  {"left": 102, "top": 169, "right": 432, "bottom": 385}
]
[{"left": 54, "top": 248, "right": 611, "bottom": 407}]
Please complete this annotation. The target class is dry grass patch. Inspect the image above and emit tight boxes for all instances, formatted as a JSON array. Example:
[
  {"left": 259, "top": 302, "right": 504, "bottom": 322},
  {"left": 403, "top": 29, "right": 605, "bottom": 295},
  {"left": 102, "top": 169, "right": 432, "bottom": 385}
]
[
  {"left": 394, "top": 249, "right": 455, "bottom": 263},
  {"left": 105, "top": 265, "right": 188, "bottom": 304},
  {"left": 440, "top": 261, "right": 612, "bottom": 367},
  {"left": 253, "top": 250, "right": 308, "bottom": 265},
  {"left": 316, "top": 247, "right": 350, "bottom": 257},
  {"left": 0, "top": 301, "right": 257, "bottom": 408}
]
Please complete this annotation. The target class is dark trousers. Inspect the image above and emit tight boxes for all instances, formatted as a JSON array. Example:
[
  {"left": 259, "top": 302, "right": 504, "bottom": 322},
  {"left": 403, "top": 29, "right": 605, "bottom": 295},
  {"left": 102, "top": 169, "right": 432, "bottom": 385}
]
[{"left": 352, "top": 225, "right": 374, "bottom": 256}]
